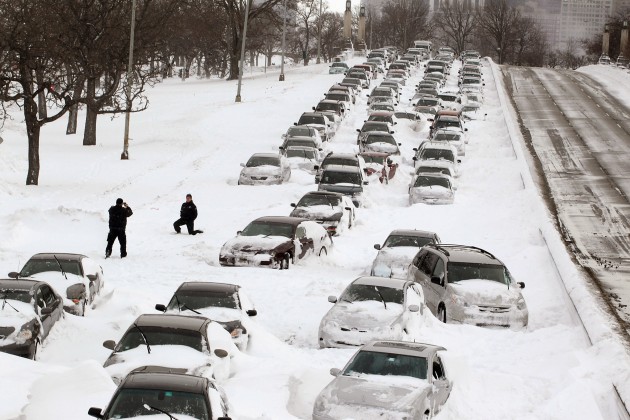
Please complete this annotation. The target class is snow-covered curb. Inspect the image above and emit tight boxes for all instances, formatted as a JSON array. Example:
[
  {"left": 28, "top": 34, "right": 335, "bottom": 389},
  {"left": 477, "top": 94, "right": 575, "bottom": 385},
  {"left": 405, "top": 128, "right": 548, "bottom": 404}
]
[{"left": 489, "top": 58, "right": 630, "bottom": 413}]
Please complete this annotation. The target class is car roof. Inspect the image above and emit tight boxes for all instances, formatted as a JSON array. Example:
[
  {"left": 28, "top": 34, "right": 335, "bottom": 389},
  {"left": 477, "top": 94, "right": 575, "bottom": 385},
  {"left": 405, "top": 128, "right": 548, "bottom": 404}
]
[
  {"left": 369, "top": 111, "right": 394, "bottom": 117},
  {"left": 422, "top": 142, "right": 456, "bottom": 150},
  {"left": 285, "top": 136, "right": 317, "bottom": 142},
  {"left": 388, "top": 229, "right": 437, "bottom": 238},
  {"left": 121, "top": 370, "right": 208, "bottom": 393},
  {"left": 0, "top": 278, "right": 41, "bottom": 291},
  {"left": 351, "top": 276, "right": 411, "bottom": 289},
  {"left": 27, "top": 253, "right": 87, "bottom": 261},
  {"left": 176, "top": 282, "right": 240, "bottom": 294},
  {"left": 250, "top": 153, "right": 281, "bottom": 159},
  {"left": 134, "top": 314, "right": 210, "bottom": 331},
  {"left": 318, "top": 99, "right": 341, "bottom": 105},
  {"left": 300, "top": 112, "right": 326, "bottom": 118},
  {"left": 365, "top": 132, "right": 394, "bottom": 139},
  {"left": 359, "top": 151, "right": 389, "bottom": 157},
  {"left": 302, "top": 191, "right": 345, "bottom": 198},
  {"left": 322, "top": 164, "right": 362, "bottom": 174},
  {"left": 424, "top": 244, "right": 502, "bottom": 264},
  {"left": 252, "top": 216, "right": 309, "bottom": 226},
  {"left": 324, "top": 153, "right": 359, "bottom": 160},
  {"left": 361, "top": 340, "right": 446, "bottom": 357},
  {"left": 362, "top": 121, "right": 390, "bottom": 128}
]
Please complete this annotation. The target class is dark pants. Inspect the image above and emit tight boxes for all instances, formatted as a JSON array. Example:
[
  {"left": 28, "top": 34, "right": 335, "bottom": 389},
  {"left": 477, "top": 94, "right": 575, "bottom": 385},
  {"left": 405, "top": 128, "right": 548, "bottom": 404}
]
[
  {"left": 106, "top": 228, "right": 127, "bottom": 256},
  {"left": 174, "top": 218, "right": 197, "bottom": 234}
]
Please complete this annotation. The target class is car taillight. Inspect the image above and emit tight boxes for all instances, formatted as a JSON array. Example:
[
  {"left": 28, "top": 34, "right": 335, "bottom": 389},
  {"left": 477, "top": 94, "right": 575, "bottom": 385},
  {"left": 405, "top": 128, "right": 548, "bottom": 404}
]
[{"left": 72, "top": 299, "right": 80, "bottom": 304}]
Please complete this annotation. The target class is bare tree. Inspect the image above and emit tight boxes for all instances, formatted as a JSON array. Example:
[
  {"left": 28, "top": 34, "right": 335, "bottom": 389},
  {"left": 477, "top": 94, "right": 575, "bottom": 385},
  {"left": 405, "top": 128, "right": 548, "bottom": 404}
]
[
  {"left": 377, "top": 0, "right": 431, "bottom": 50},
  {"left": 294, "top": 0, "right": 318, "bottom": 65},
  {"left": 433, "top": 0, "right": 477, "bottom": 54},
  {"left": 477, "top": 0, "right": 520, "bottom": 64}
]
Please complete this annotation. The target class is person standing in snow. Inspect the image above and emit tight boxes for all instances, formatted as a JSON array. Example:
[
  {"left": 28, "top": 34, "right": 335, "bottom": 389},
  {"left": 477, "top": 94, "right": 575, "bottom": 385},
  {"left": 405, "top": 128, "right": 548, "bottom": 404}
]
[
  {"left": 106, "top": 198, "right": 133, "bottom": 258},
  {"left": 174, "top": 194, "right": 203, "bottom": 235}
]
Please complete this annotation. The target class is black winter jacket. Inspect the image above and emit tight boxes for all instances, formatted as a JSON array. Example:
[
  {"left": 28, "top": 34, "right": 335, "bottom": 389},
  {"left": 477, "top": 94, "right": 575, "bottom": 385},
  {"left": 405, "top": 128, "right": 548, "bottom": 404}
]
[
  {"left": 109, "top": 204, "right": 133, "bottom": 229},
  {"left": 180, "top": 201, "right": 198, "bottom": 221}
]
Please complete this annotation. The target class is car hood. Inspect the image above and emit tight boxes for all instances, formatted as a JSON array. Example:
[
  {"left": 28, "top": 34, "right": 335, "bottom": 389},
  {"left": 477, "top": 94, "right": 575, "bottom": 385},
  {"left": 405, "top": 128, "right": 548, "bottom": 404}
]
[
  {"left": 319, "top": 184, "right": 363, "bottom": 194},
  {"left": 222, "top": 235, "right": 291, "bottom": 253},
  {"left": 324, "top": 301, "right": 403, "bottom": 329},
  {"left": 28, "top": 271, "right": 85, "bottom": 305},
  {"left": 104, "top": 345, "right": 212, "bottom": 376},
  {"left": 365, "top": 143, "right": 399, "bottom": 154},
  {"left": 323, "top": 374, "right": 430, "bottom": 410},
  {"left": 409, "top": 186, "right": 452, "bottom": 197},
  {"left": 373, "top": 247, "right": 420, "bottom": 267},
  {"left": 0, "top": 301, "right": 37, "bottom": 332},
  {"left": 167, "top": 307, "right": 242, "bottom": 324},
  {"left": 449, "top": 279, "right": 522, "bottom": 305},
  {"left": 240, "top": 166, "right": 281, "bottom": 176},
  {"left": 290, "top": 205, "right": 342, "bottom": 221}
]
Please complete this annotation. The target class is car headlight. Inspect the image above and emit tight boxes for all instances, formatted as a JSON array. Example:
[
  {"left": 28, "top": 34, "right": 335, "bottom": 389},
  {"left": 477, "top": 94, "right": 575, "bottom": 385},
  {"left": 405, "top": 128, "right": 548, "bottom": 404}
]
[
  {"left": 516, "top": 298, "right": 527, "bottom": 310},
  {"left": 15, "top": 329, "right": 33, "bottom": 344},
  {"left": 313, "top": 397, "right": 329, "bottom": 415},
  {"left": 230, "top": 328, "right": 243, "bottom": 339},
  {"left": 450, "top": 294, "right": 468, "bottom": 307}
]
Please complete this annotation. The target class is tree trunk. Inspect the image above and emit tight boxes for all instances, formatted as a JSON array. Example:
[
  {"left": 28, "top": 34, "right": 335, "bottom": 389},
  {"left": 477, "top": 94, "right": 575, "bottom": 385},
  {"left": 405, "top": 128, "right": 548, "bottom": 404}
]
[
  {"left": 83, "top": 77, "right": 98, "bottom": 146},
  {"left": 24, "top": 97, "right": 41, "bottom": 185},
  {"left": 36, "top": 70, "right": 47, "bottom": 120},
  {"left": 66, "top": 75, "right": 85, "bottom": 135}
]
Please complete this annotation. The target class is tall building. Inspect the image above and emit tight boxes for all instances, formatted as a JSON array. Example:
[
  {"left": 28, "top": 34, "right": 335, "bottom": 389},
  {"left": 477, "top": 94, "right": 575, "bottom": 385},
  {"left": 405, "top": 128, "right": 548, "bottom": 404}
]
[{"left": 558, "top": 0, "right": 611, "bottom": 50}]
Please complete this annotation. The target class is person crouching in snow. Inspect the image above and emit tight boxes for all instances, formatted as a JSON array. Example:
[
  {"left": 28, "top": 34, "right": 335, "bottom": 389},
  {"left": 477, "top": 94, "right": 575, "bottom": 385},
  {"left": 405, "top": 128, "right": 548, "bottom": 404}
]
[{"left": 174, "top": 194, "right": 203, "bottom": 235}]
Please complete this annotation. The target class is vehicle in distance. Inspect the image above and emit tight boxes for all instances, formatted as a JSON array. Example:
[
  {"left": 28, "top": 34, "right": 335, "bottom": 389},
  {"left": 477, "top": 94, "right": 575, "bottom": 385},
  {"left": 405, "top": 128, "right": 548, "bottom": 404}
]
[
  {"left": 289, "top": 191, "right": 355, "bottom": 236},
  {"left": 409, "top": 173, "right": 455, "bottom": 205},
  {"left": 238, "top": 153, "right": 291, "bottom": 186},
  {"left": 371, "top": 229, "right": 440, "bottom": 278},
  {"left": 317, "top": 165, "right": 367, "bottom": 207}
]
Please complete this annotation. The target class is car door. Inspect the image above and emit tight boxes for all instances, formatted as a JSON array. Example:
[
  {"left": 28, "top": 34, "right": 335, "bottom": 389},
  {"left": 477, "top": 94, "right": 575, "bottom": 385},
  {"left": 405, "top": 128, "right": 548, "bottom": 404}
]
[
  {"left": 416, "top": 252, "right": 440, "bottom": 314},
  {"left": 295, "top": 224, "right": 312, "bottom": 260},
  {"left": 430, "top": 355, "right": 452, "bottom": 411},
  {"left": 36, "top": 285, "right": 62, "bottom": 339},
  {"left": 403, "top": 284, "right": 424, "bottom": 335}
]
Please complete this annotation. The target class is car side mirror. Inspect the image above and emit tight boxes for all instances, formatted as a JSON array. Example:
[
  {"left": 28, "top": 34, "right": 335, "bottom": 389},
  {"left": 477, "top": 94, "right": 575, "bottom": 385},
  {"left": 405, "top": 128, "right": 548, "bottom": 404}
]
[
  {"left": 356, "top": 129, "right": 360, "bottom": 133},
  {"left": 214, "top": 349, "right": 229, "bottom": 358},
  {"left": 290, "top": 203, "right": 296, "bottom": 207},
  {"left": 8, "top": 271, "right": 19, "bottom": 279},
  {"left": 345, "top": 207, "right": 352, "bottom": 211},
  {"left": 398, "top": 143, "right": 402, "bottom": 146},
  {"left": 427, "top": 118, "right": 434, "bottom": 122},
  {"left": 240, "top": 162, "right": 245, "bottom": 167},
  {"left": 431, "top": 276, "right": 443, "bottom": 286},
  {"left": 394, "top": 122, "right": 397, "bottom": 125},
  {"left": 155, "top": 304, "right": 167, "bottom": 312},
  {"left": 314, "top": 165, "right": 320, "bottom": 170},
  {"left": 40, "top": 307, "right": 53, "bottom": 315},
  {"left": 312, "top": 107, "right": 316, "bottom": 110},
  {"left": 86, "top": 274, "right": 97, "bottom": 281},
  {"left": 374, "top": 244, "right": 381, "bottom": 250},
  {"left": 517, "top": 282, "right": 525, "bottom": 289},
  {"left": 87, "top": 407, "right": 104, "bottom": 419},
  {"left": 103, "top": 340, "right": 116, "bottom": 350},
  {"left": 237, "top": 230, "right": 242, "bottom": 235},
  {"left": 464, "top": 128, "right": 468, "bottom": 132},
  {"left": 330, "top": 368, "right": 341, "bottom": 377},
  {"left": 408, "top": 304, "right": 420, "bottom": 312},
  {"left": 293, "top": 122, "right": 297, "bottom": 126},
  {"left": 318, "top": 148, "right": 323, "bottom": 151},
  {"left": 363, "top": 181, "right": 369, "bottom": 185},
  {"left": 246, "top": 309, "right": 258, "bottom": 316},
  {"left": 390, "top": 131, "right": 395, "bottom": 134},
  {"left": 328, "top": 295, "right": 337, "bottom": 303}
]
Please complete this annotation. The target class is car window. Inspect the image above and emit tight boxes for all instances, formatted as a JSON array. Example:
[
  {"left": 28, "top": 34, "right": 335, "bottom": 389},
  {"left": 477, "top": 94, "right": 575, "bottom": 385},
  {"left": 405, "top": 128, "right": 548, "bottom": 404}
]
[
  {"left": 432, "top": 259, "right": 445, "bottom": 280},
  {"left": 35, "top": 288, "right": 46, "bottom": 309},
  {"left": 295, "top": 226, "right": 307, "bottom": 239},
  {"left": 40, "top": 285, "right": 56, "bottom": 306},
  {"left": 412, "top": 250, "right": 427, "bottom": 268},
  {"left": 433, "top": 356, "right": 445, "bottom": 380},
  {"left": 419, "top": 252, "right": 439, "bottom": 277}
]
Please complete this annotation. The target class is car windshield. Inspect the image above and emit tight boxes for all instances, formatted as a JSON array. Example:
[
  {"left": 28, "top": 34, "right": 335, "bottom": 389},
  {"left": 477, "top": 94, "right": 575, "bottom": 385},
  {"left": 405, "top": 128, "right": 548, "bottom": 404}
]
[
  {"left": 439, "top": 95, "right": 457, "bottom": 102},
  {"left": 368, "top": 115, "right": 393, "bottom": 124},
  {"left": 344, "top": 350, "right": 428, "bottom": 380},
  {"left": 167, "top": 291, "right": 239, "bottom": 311},
  {"left": 371, "top": 90, "right": 392, "bottom": 97},
  {"left": 0, "top": 289, "right": 31, "bottom": 304},
  {"left": 362, "top": 123, "right": 388, "bottom": 133},
  {"left": 448, "top": 262, "right": 509, "bottom": 285},
  {"left": 371, "top": 105, "right": 394, "bottom": 112},
  {"left": 286, "top": 148, "right": 317, "bottom": 159},
  {"left": 342, "top": 78, "right": 360, "bottom": 84},
  {"left": 321, "top": 171, "right": 361, "bottom": 185},
  {"left": 117, "top": 327, "right": 204, "bottom": 352},
  {"left": 436, "top": 119, "right": 461, "bottom": 129},
  {"left": 416, "top": 99, "right": 439, "bottom": 106},
  {"left": 434, "top": 132, "right": 461, "bottom": 141},
  {"left": 332, "top": 63, "right": 347, "bottom": 68},
  {"left": 419, "top": 149, "right": 455, "bottom": 162},
  {"left": 326, "top": 94, "right": 346, "bottom": 101},
  {"left": 340, "top": 284, "right": 403, "bottom": 304},
  {"left": 322, "top": 157, "right": 358, "bottom": 167},
  {"left": 287, "top": 126, "right": 313, "bottom": 137},
  {"left": 285, "top": 139, "right": 317, "bottom": 149},
  {"left": 361, "top": 155, "right": 386, "bottom": 164},
  {"left": 297, "top": 194, "right": 341, "bottom": 207},
  {"left": 107, "top": 388, "right": 209, "bottom": 420},
  {"left": 246, "top": 156, "right": 279, "bottom": 167},
  {"left": 298, "top": 115, "right": 325, "bottom": 125},
  {"left": 383, "top": 235, "right": 434, "bottom": 248},
  {"left": 365, "top": 135, "right": 395, "bottom": 145},
  {"left": 240, "top": 221, "right": 294, "bottom": 238},
  {"left": 316, "top": 103, "right": 338, "bottom": 112},
  {"left": 416, "top": 166, "right": 451, "bottom": 176},
  {"left": 20, "top": 259, "right": 82, "bottom": 277},
  {"left": 413, "top": 175, "right": 451, "bottom": 188}
]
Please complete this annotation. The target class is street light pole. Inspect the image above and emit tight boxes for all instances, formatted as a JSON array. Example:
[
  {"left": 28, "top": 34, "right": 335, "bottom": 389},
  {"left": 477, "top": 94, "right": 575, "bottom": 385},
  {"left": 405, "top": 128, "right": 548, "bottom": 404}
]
[
  {"left": 279, "top": 0, "right": 287, "bottom": 81},
  {"left": 235, "top": 0, "right": 251, "bottom": 102},
  {"left": 316, "top": 0, "right": 322, "bottom": 64},
  {"left": 121, "top": 0, "right": 137, "bottom": 160}
]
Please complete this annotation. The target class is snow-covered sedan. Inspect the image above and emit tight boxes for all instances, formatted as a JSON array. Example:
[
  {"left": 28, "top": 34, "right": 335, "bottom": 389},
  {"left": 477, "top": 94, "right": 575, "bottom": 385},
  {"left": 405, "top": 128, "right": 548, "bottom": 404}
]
[
  {"left": 290, "top": 191, "right": 355, "bottom": 236},
  {"left": 408, "top": 244, "right": 528, "bottom": 328},
  {"left": 155, "top": 282, "right": 258, "bottom": 351},
  {"left": 296, "top": 112, "right": 335, "bottom": 142},
  {"left": 371, "top": 229, "right": 441, "bottom": 278},
  {"left": 409, "top": 173, "right": 455, "bottom": 205},
  {"left": 9, "top": 252, "right": 104, "bottom": 316},
  {"left": 359, "top": 132, "right": 401, "bottom": 155},
  {"left": 282, "top": 146, "right": 320, "bottom": 173},
  {"left": 431, "top": 128, "right": 466, "bottom": 157},
  {"left": 0, "top": 279, "right": 64, "bottom": 360},
  {"left": 88, "top": 368, "right": 232, "bottom": 420},
  {"left": 102, "top": 314, "right": 234, "bottom": 385},
  {"left": 219, "top": 216, "right": 333, "bottom": 269},
  {"left": 313, "top": 341, "right": 452, "bottom": 419},
  {"left": 318, "top": 277, "right": 425, "bottom": 348},
  {"left": 238, "top": 153, "right": 291, "bottom": 185}
]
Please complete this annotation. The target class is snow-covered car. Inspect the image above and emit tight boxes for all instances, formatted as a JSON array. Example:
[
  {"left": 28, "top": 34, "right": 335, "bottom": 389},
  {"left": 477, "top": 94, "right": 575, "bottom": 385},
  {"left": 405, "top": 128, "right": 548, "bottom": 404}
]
[
  {"left": 356, "top": 121, "right": 394, "bottom": 145},
  {"left": 0, "top": 279, "right": 64, "bottom": 360},
  {"left": 314, "top": 152, "right": 365, "bottom": 184},
  {"left": 408, "top": 244, "right": 528, "bottom": 328},
  {"left": 325, "top": 91, "right": 352, "bottom": 109},
  {"left": 329, "top": 62, "right": 349, "bottom": 74},
  {"left": 155, "top": 282, "right": 258, "bottom": 351},
  {"left": 367, "top": 111, "right": 399, "bottom": 127},
  {"left": 295, "top": 112, "right": 335, "bottom": 142},
  {"left": 282, "top": 146, "right": 320, "bottom": 173},
  {"left": 313, "top": 341, "right": 451, "bottom": 420},
  {"left": 318, "top": 276, "right": 425, "bottom": 348},
  {"left": 412, "top": 95, "right": 440, "bottom": 116},
  {"left": 313, "top": 100, "right": 345, "bottom": 124},
  {"left": 87, "top": 368, "right": 232, "bottom": 420},
  {"left": 102, "top": 314, "right": 234, "bottom": 385},
  {"left": 360, "top": 152, "right": 398, "bottom": 184},
  {"left": 412, "top": 142, "right": 459, "bottom": 175},
  {"left": 9, "top": 252, "right": 104, "bottom": 316},
  {"left": 409, "top": 173, "right": 454, "bottom": 205},
  {"left": 367, "top": 87, "right": 398, "bottom": 106},
  {"left": 281, "top": 125, "right": 323, "bottom": 147},
  {"left": 238, "top": 153, "right": 291, "bottom": 185},
  {"left": 431, "top": 128, "right": 466, "bottom": 156},
  {"left": 289, "top": 191, "right": 355, "bottom": 236},
  {"left": 368, "top": 103, "right": 395, "bottom": 113},
  {"left": 410, "top": 160, "right": 456, "bottom": 190},
  {"left": 370, "top": 230, "right": 441, "bottom": 278},
  {"left": 359, "top": 132, "right": 401, "bottom": 155},
  {"left": 219, "top": 216, "right": 333, "bottom": 269},
  {"left": 317, "top": 165, "right": 368, "bottom": 207}
]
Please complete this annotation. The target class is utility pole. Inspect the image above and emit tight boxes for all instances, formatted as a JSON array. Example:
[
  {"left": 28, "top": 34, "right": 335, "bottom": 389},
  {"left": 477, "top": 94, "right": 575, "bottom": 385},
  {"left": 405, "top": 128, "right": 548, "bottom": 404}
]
[
  {"left": 280, "top": 0, "right": 288, "bottom": 80},
  {"left": 316, "top": 0, "right": 323, "bottom": 64},
  {"left": 121, "top": 0, "right": 136, "bottom": 160},
  {"left": 235, "top": 0, "right": 251, "bottom": 102}
]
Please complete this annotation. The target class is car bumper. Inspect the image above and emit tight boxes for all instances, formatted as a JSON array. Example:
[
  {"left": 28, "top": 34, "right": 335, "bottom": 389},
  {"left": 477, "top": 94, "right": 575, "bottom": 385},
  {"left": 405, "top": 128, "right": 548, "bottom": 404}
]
[
  {"left": 0, "top": 340, "right": 35, "bottom": 358},
  {"left": 450, "top": 307, "right": 528, "bottom": 329},
  {"left": 409, "top": 195, "right": 454, "bottom": 205},
  {"left": 238, "top": 177, "right": 283, "bottom": 185},
  {"left": 219, "top": 253, "right": 278, "bottom": 268},
  {"left": 318, "top": 327, "right": 402, "bottom": 349},
  {"left": 314, "top": 404, "right": 413, "bottom": 420}
]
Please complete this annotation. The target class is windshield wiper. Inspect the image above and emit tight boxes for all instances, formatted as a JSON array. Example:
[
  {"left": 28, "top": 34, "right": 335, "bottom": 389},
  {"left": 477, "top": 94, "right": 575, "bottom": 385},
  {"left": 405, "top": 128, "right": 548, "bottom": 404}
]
[
  {"left": 1, "top": 292, "right": 20, "bottom": 312},
  {"left": 173, "top": 294, "right": 201, "bottom": 314},
  {"left": 143, "top": 404, "right": 179, "bottom": 420},
  {"left": 133, "top": 323, "right": 151, "bottom": 354},
  {"left": 53, "top": 255, "right": 68, "bottom": 280},
  {"left": 374, "top": 287, "right": 387, "bottom": 309}
]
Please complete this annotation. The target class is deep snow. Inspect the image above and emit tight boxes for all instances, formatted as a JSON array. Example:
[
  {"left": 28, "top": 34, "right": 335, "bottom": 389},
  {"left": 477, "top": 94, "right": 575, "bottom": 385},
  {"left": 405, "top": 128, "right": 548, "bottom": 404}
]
[{"left": 1, "top": 57, "right": 630, "bottom": 420}]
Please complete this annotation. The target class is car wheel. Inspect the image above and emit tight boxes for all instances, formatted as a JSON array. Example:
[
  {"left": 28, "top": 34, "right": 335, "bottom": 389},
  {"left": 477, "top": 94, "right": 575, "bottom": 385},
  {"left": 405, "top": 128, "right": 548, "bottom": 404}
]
[
  {"left": 280, "top": 254, "right": 290, "bottom": 270},
  {"left": 319, "top": 247, "right": 327, "bottom": 257},
  {"left": 438, "top": 305, "right": 447, "bottom": 323},
  {"left": 81, "top": 299, "right": 87, "bottom": 317},
  {"left": 30, "top": 340, "right": 40, "bottom": 361}
]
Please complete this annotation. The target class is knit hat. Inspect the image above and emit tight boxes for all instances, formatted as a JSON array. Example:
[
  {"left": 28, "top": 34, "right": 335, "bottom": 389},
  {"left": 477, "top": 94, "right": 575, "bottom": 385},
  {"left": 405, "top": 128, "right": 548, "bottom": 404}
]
[{"left": 116, "top": 198, "right": 123, "bottom": 205}]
